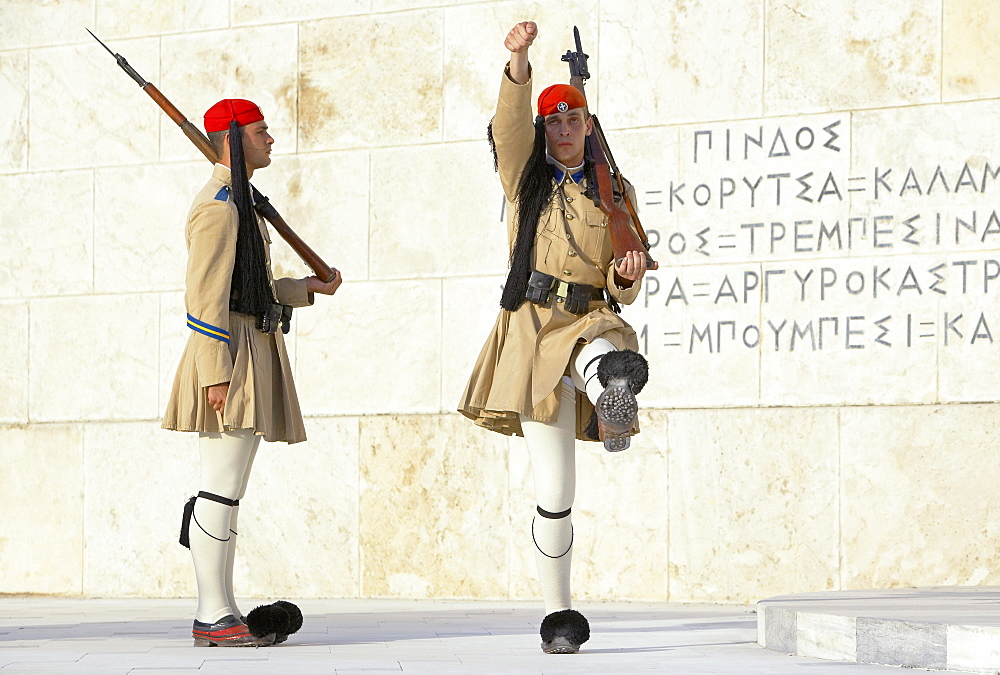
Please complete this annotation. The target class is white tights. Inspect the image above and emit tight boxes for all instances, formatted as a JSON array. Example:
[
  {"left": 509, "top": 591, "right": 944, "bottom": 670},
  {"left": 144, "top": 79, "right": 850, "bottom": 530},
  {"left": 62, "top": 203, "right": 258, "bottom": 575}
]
[
  {"left": 191, "top": 429, "right": 260, "bottom": 623},
  {"left": 519, "top": 338, "right": 616, "bottom": 614}
]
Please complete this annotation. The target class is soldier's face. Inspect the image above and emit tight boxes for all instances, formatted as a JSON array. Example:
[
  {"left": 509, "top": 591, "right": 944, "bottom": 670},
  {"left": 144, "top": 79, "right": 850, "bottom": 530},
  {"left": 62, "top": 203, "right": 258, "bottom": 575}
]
[
  {"left": 544, "top": 108, "right": 592, "bottom": 167},
  {"left": 241, "top": 120, "right": 274, "bottom": 173}
]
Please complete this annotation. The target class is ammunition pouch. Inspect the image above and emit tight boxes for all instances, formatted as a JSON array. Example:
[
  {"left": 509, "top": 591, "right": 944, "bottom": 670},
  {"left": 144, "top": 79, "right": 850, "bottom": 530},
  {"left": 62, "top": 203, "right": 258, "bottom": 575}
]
[
  {"left": 257, "top": 303, "right": 293, "bottom": 335},
  {"left": 524, "top": 270, "right": 603, "bottom": 315}
]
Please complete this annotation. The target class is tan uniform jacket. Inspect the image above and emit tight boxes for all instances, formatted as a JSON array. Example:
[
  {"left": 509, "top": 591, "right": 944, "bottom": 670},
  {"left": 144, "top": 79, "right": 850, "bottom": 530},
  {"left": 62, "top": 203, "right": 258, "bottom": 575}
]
[
  {"left": 162, "top": 164, "right": 314, "bottom": 443},
  {"left": 458, "top": 68, "right": 643, "bottom": 440}
]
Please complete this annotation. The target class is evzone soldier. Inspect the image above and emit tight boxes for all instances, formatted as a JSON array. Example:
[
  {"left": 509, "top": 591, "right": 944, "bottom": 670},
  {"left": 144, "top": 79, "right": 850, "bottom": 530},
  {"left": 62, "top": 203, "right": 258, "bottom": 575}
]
[
  {"left": 162, "top": 99, "right": 342, "bottom": 646},
  {"left": 459, "top": 22, "right": 652, "bottom": 654}
]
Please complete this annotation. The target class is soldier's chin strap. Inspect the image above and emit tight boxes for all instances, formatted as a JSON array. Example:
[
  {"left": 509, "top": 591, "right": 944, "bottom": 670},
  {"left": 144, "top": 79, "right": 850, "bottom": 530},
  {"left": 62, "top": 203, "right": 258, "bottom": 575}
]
[{"left": 179, "top": 492, "right": 240, "bottom": 549}]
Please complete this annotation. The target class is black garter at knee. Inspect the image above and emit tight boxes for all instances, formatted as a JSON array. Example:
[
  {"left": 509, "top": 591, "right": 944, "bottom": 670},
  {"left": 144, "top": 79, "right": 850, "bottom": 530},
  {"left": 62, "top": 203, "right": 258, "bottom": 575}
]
[
  {"left": 178, "top": 491, "right": 240, "bottom": 549},
  {"left": 532, "top": 506, "right": 573, "bottom": 559}
]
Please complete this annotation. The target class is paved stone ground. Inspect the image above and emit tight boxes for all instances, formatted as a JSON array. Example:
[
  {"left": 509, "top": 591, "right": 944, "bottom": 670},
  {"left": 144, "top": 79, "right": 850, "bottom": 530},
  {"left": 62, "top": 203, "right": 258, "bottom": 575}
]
[{"left": 0, "top": 598, "right": 943, "bottom": 674}]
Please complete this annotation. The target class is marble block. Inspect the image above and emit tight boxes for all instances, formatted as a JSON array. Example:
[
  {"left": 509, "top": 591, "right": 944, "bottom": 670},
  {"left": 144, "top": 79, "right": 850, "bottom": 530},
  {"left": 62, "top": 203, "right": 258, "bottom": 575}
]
[
  {"left": 0, "top": 51, "right": 28, "bottom": 172},
  {"left": 0, "top": 302, "right": 28, "bottom": 423},
  {"left": 0, "top": 425, "right": 84, "bottom": 594},
  {"left": 29, "top": 39, "right": 161, "bottom": 171},
  {"left": 30, "top": 295, "right": 160, "bottom": 422},
  {"left": 264, "top": 151, "right": 370, "bottom": 282},
  {"left": 82, "top": 422, "right": 198, "bottom": 597},
  {"left": 668, "top": 408, "right": 840, "bottom": 603},
  {"left": 441, "top": 275, "right": 506, "bottom": 413},
  {"left": 294, "top": 279, "right": 441, "bottom": 415},
  {"left": 943, "top": 1, "right": 1000, "bottom": 101},
  {"left": 670, "top": 112, "right": 853, "bottom": 266},
  {"left": 851, "top": 101, "right": 1000, "bottom": 255},
  {"left": 236, "top": 417, "right": 361, "bottom": 598},
  {"left": 600, "top": 0, "right": 763, "bottom": 127},
  {"left": 233, "top": 0, "right": 367, "bottom": 26},
  {"left": 159, "top": 26, "right": 298, "bottom": 163},
  {"left": 765, "top": 0, "right": 939, "bottom": 115},
  {"left": 93, "top": 162, "right": 195, "bottom": 294},
  {"left": 506, "top": 410, "right": 669, "bottom": 602},
  {"left": 626, "top": 262, "right": 762, "bottom": 409},
  {"left": 948, "top": 624, "right": 1000, "bottom": 672},
  {"left": 370, "top": 142, "right": 507, "bottom": 280},
  {"left": 796, "top": 611, "right": 857, "bottom": 661},
  {"left": 441, "top": 0, "right": 599, "bottom": 142},
  {"left": 758, "top": 255, "right": 941, "bottom": 407},
  {"left": 840, "top": 404, "right": 1000, "bottom": 590},
  {"left": 0, "top": 171, "right": 93, "bottom": 299},
  {"left": 299, "top": 11, "right": 443, "bottom": 151},
  {"left": 358, "top": 414, "right": 509, "bottom": 598},
  {"left": 0, "top": 0, "right": 93, "bottom": 50},
  {"left": 96, "top": 0, "right": 228, "bottom": 38}
]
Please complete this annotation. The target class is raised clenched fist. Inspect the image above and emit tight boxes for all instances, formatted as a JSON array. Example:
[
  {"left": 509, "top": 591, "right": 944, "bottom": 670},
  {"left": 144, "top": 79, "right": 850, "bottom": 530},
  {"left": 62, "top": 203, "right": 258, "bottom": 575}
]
[{"left": 505, "top": 21, "right": 537, "bottom": 53}]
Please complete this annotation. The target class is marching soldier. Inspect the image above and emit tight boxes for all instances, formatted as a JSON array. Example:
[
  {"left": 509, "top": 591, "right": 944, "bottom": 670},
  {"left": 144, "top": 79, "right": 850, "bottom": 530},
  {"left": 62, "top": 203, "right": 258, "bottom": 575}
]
[{"left": 458, "top": 22, "right": 651, "bottom": 654}]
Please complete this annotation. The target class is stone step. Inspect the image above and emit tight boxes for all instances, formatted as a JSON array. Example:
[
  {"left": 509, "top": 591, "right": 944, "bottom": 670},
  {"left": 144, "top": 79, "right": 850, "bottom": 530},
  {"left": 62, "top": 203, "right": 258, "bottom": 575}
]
[{"left": 758, "top": 586, "right": 1000, "bottom": 673}]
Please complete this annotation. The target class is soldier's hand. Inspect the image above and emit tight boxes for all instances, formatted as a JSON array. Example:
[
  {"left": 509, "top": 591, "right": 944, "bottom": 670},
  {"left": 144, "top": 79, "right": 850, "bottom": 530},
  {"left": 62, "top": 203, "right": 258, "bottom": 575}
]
[
  {"left": 207, "top": 383, "right": 229, "bottom": 414},
  {"left": 306, "top": 269, "right": 343, "bottom": 296},
  {"left": 614, "top": 250, "right": 648, "bottom": 283},
  {"left": 505, "top": 21, "right": 537, "bottom": 53}
]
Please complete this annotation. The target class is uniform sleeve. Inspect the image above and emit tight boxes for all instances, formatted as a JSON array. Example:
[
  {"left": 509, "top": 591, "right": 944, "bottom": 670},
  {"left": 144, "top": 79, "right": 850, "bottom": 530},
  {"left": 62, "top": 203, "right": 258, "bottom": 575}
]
[
  {"left": 606, "top": 180, "right": 643, "bottom": 306},
  {"left": 184, "top": 199, "right": 237, "bottom": 387},
  {"left": 493, "top": 65, "right": 537, "bottom": 201},
  {"left": 273, "top": 277, "right": 314, "bottom": 308}
]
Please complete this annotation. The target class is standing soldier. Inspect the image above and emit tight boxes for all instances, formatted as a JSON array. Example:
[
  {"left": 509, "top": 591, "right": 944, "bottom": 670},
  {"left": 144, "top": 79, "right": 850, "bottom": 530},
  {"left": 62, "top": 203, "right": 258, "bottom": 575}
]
[
  {"left": 458, "top": 22, "right": 652, "bottom": 654},
  {"left": 163, "top": 99, "right": 342, "bottom": 646}
]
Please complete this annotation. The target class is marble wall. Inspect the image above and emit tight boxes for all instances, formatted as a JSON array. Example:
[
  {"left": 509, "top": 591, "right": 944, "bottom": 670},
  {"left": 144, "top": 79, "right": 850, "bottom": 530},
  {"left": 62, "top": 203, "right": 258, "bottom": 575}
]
[{"left": 3, "top": 0, "right": 1000, "bottom": 604}]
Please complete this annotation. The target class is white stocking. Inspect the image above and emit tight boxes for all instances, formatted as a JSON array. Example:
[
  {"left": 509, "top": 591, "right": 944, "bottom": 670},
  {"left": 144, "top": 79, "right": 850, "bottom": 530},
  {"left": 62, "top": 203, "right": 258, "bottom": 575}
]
[
  {"left": 225, "top": 442, "right": 259, "bottom": 620},
  {"left": 191, "top": 429, "right": 259, "bottom": 623},
  {"left": 520, "top": 380, "right": 577, "bottom": 615},
  {"left": 570, "top": 337, "right": 617, "bottom": 406}
]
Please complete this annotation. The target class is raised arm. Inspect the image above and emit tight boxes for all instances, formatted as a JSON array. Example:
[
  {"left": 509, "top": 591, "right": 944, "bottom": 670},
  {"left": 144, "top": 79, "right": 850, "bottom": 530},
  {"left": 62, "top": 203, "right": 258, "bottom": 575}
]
[{"left": 505, "top": 21, "right": 537, "bottom": 84}]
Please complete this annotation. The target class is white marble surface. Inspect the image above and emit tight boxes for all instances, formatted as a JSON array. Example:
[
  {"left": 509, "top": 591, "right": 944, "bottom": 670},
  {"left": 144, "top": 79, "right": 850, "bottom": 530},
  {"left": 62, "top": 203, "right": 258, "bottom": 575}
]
[
  {"left": 233, "top": 0, "right": 368, "bottom": 26},
  {"left": 298, "top": 11, "right": 444, "bottom": 151},
  {"left": 840, "top": 404, "right": 1000, "bottom": 590},
  {"left": 30, "top": 38, "right": 161, "bottom": 171},
  {"left": 943, "top": 1, "right": 1000, "bottom": 101},
  {"left": 0, "top": 51, "right": 29, "bottom": 173},
  {"left": 265, "top": 151, "right": 371, "bottom": 283},
  {"left": 0, "top": 170, "right": 94, "bottom": 299},
  {"left": 238, "top": 416, "right": 361, "bottom": 598},
  {"left": 668, "top": 408, "right": 840, "bottom": 603},
  {"left": 0, "top": 301, "right": 28, "bottom": 423},
  {"left": 294, "top": 279, "right": 442, "bottom": 415},
  {"left": 0, "top": 424, "right": 84, "bottom": 594},
  {"left": 441, "top": 275, "right": 506, "bottom": 412},
  {"left": 93, "top": 162, "right": 194, "bottom": 294},
  {"left": 370, "top": 142, "right": 507, "bottom": 280},
  {"left": 601, "top": 0, "right": 764, "bottom": 127},
  {"left": 159, "top": 25, "right": 299, "bottom": 162},
  {"left": 29, "top": 294, "right": 161, "bottom": 422},
  {"left": 796, "top": 611, "right": 857, "bottom": 661},
  {"left": 765, "top": 0, "right": 940, "bottom": 115},
  {"left": 96, "top": 0, "right": 227, "bottom": 38},
  {"left": 82, "top": 422, "right": 198, "bottom": 597},
  {"left": 0, "top": 0, "right": 94, "bottom": 50},
  {"left": 358, "top": 413, "right": 509, "bottom": 598}
]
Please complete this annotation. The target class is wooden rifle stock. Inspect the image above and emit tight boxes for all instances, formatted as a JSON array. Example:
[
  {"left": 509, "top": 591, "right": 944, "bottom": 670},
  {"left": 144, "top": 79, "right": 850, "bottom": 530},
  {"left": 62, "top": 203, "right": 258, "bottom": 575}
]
[
  {"left": 564, "top": 29, "right": 657, "bottom": 271},
  {"left": 88, "top": 30, "right": 338, "bottom": 283}
]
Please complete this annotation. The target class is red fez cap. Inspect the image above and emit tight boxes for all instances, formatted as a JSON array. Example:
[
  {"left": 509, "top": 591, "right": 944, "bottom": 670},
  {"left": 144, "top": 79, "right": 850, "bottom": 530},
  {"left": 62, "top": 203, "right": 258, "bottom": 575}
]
[
  {"left": 204, "top": 99, "right": 265, "bottom": 133},
  {"left": 537, "top": 84, "right": 587, "bottom": 117}
]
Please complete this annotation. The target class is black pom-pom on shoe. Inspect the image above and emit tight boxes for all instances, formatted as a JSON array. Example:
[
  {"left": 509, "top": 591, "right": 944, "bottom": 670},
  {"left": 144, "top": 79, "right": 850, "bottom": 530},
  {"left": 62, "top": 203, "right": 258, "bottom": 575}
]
[
  {"left": 274, "top": 600, "right": 303, "bottom": 637},
  {"left": 596, "top": 349, "right": 648, "bottom": 394},
  {"left": 539, "top": 609, "right": 590, "bottom": 654},
  {"left": 245, "top": 603, "right": 289, "bottom": 641}
]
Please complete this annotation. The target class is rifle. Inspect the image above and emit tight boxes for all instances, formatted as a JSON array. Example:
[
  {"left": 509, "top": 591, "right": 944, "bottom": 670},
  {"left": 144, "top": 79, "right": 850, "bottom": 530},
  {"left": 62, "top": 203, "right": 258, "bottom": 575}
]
[
  {"left": 87, "top": 29, "right": 339, "bottom": 283},
  {"left": 562, "top": 27, "right": 657, "bottom": 270}
]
